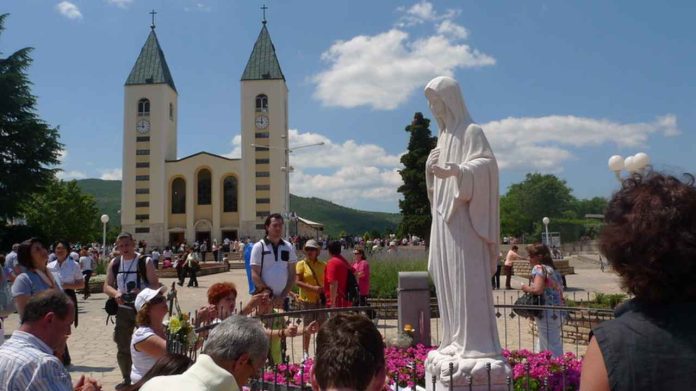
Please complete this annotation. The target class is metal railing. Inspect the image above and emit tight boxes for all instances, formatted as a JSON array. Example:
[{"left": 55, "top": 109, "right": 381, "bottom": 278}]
[{"left": 167, "top": 293, "right": 616, "bottom": 390}]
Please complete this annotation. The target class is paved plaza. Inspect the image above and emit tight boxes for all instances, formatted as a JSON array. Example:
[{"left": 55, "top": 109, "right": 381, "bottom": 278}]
[{"left": 2, "top": 259, "right": 620, "bottom": 390}]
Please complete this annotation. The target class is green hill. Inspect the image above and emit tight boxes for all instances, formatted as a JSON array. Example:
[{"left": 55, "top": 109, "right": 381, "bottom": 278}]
[
  {"left": 76, "top": 179, "right": 121, "bottom": 222},
  {"left": 76, "top": 179, "right": 400, "bottom": 236},
  {"left": 290, "top": 194, "right": 401, "bottom": 237}
]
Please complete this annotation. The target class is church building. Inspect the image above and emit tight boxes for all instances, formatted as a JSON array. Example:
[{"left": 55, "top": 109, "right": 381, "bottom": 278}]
[{"left": 120, "top": 19, "right": 289, "bottom": 248}]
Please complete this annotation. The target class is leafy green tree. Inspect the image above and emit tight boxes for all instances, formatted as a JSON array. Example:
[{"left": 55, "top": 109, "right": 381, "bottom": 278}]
[
  {"left": 0, "top": 14, "right": 63, "bottom": 220},
  {"left": 21, "top": 179, "right": 100, "bottom": 243},
  {"left": 500, "top": 173, "right": 574, "bottom": 236},
  {"left": 571, "top": 197, "right": 607, "bottom": 218},
  {"left": 397, "top": 112, "right": 437, "bottom": 241}
]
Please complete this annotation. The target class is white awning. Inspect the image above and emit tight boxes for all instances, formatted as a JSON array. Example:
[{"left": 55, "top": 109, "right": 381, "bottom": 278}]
[{"left": 298, "top": 216, "right": 323, "bottom": 228}]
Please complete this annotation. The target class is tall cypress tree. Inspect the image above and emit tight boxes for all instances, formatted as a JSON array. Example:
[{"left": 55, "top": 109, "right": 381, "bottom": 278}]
[
  {"left": 0, "top": 14, "right": 63, "bottom": 220},
  {"left": 397, "top": 112, "right": 437, "bottom": 242}
]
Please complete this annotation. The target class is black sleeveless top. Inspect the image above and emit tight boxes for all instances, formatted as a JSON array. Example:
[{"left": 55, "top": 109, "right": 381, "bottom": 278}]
[{"left": 593, "top": 299, "right": 696, "bottom": 390}]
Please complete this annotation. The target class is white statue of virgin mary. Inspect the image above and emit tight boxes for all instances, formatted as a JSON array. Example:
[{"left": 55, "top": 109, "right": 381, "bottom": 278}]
[{"left": 423, "top": 76, "right": 510, "bottom": 388}]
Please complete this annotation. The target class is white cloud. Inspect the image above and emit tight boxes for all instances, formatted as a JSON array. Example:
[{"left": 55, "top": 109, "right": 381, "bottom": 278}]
[
  {"left": 57, "top": 170, "right": 87, "bottom": 180},
  {"left": 312, "top": 29, "right": 494, "bottom": 110},
  {"left": 437, "top": 20, "right": 469, "bottom": 40},
  {"left": 482, "top": 114, "right": 679, "bottom": 171},
  {"left": 106, "top": 0, "right": 134, "bottom": 8},
  {"left": 291, "top": 166, "right": 403, "bottom": 207},
  {"left": 396, "top": 1, "right": 459, "bottom": 27},
  {"left": 222, "top": 115, "right": 678, "bottom": 209},
  {"left": 58, "top": 149, "right": 68, "bottom": 162},
  {"left": 224, "top": 135, "right": 242, "bottom": 159},
  {"left": 312, "top": 1, "right": 493, "bottom": 110},
  {"left": 100, "top": 169, "right": 123, "bottom": 180},
  {"left": 56, "top": 1, "right": 82, "bottom": 20},
  {"left": 225, "top": 129, "right": 404, "bottom": 208},
  {"left": 185, "top": 2, "right": 212, "bottom": 12}
]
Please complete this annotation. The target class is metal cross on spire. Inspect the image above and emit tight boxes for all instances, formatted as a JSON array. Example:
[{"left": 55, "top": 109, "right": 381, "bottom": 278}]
[
  {"left": 150, "top": 9, "right": 157, "bottom": 29},
  {"left": 261, "top": 4, "right": 268, "bottom": 24}
]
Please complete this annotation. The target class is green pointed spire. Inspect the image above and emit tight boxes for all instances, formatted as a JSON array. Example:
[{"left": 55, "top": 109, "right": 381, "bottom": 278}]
[
  {"left": 125, "top": 29, "right": 177, "bottom": 92},
  {"left": 241, "top": 24, "right": 285, "bottom": 81}
]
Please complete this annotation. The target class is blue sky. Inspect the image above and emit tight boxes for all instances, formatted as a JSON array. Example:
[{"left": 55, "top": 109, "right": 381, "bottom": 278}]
[{"left": 3, "top": 0, "right": 695, "bottom": 212}]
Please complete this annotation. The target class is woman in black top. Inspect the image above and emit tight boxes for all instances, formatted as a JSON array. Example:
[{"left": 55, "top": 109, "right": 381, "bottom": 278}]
[{"left": 580, "top": 172, "right": 696, "bottom": 390}]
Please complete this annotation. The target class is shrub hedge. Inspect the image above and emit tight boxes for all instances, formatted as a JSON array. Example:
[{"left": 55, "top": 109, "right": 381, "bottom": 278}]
[{"left": 368, "top": 259, "right": 434, "bottom": 299}]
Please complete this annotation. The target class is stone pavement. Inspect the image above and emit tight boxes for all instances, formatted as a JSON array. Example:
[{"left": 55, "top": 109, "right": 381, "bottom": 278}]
[{"left": 2, "top": 261, "right": 621, "bottom": 390}]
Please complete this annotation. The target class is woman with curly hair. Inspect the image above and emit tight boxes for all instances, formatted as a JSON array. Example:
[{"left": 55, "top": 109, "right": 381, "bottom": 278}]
[{"left": 580, "top": 172, "right": 696, "bottom": 391}]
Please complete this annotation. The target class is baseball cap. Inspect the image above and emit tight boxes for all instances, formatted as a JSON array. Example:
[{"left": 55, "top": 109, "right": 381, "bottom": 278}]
[
  {"left": 304, "top": 239, "right": 320, "bottom": 249},
  {"left": 116, "top": 232, "right": 133, "bottom": 241},
  {"left": 134, "top": 286, "right": 167, "bottom": 312}
]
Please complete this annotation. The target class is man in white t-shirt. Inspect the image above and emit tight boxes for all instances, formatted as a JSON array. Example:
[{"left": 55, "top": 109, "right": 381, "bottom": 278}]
[
  {"left": 250, "top": 213, "right": 298, "bottom": 308},
  {"left": 104, "top": 232, "right": 159, "bottom": 389}
]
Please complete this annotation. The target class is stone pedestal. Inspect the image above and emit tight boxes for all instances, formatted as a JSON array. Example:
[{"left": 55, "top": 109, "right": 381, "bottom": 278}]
[{"left": 398, "top": 272, "right": 431, "bottom": 346}]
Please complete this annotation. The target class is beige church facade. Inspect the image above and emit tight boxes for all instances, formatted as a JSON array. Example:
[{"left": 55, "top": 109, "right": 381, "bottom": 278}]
[{"left": 120, "top": 21, "right": 289, "bottom": 248}]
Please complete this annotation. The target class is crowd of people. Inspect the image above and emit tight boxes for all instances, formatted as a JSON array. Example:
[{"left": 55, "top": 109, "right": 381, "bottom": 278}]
[{"left": 1, "top": 171, "right": 694, "bottom": 390}]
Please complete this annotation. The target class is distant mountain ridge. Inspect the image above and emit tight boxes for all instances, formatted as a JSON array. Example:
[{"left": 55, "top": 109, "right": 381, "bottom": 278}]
[{"left": 76, "top": 179, "right": 400, "bottom": 236}]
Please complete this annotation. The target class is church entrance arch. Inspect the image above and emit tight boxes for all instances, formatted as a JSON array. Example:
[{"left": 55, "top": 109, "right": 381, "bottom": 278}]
[{"left": 194, "top": 219, "right": 212, "bottom": 247}]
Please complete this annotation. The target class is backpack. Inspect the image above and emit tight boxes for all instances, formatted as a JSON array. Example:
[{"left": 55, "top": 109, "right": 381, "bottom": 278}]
[
  {"left": 111, "top": 255, "right": 150, "bottom": 288},
  {"left": 344, "top": 261, "right": 360, "bottom": 306},
  {"left": 104, "top": 255, "right": 150, "bottom": 320}
]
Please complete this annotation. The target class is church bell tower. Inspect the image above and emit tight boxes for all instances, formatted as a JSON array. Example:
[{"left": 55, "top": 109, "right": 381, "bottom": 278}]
[
  {"left": 121, "top": 18, "right": 178, "bottom": 246},
  {"left": 239, "top": 18, "right": 288, "bottom": 237}
]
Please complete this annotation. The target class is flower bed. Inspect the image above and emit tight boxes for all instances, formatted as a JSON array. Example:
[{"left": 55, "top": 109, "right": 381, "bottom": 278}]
[
  {"left": 256, "top": 347, "right": 582, "bottom": 391},
  {"left": 503, "top": 349, "right": 581, "bottom": 391}
]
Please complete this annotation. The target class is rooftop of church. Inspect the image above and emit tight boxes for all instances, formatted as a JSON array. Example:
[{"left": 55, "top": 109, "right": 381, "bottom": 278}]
[
  {"left": 241, "top": 22, "right": 285, "bottom": 81},
  {"left": 125, "top": 27, "right": 177, "bottom": 92}
]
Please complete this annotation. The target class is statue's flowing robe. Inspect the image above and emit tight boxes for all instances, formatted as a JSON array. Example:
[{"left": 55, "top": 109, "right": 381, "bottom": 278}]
[{"left": 425, "top": 76, "right": 502, "bottom": 358}]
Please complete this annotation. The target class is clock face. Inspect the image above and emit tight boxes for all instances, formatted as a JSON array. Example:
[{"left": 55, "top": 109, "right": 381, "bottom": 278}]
[
  {"left": 255, "top": 115, "right": 269, "bottom": 129},
  {"left": 136, "top": 119, "right": 150, "bottom": 134}
]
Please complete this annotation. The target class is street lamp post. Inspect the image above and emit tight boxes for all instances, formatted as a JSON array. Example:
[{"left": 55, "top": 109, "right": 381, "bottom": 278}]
[
  {"left": 542, "top": 217, "right": 550, "bottom": 246},
  {"left": 100, "top": 214, "right": 109, "bottom": 258}
]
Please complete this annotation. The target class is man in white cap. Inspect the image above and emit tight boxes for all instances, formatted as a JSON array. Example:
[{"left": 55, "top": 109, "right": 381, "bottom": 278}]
[{"left": 295, "top": 239, "right": 326, "bottom": 359}]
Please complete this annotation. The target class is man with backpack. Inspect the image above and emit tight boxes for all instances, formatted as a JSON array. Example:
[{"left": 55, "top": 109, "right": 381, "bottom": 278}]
[
  {"left": 324, "top": 241, "right": 359, "bottom": 308},
  {"left": 103, "top": 232, "right": 159, "bottom": 389}
]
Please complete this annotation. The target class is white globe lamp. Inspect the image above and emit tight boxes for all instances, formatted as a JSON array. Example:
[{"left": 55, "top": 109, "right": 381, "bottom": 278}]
[
  {"left": 623, "top": 155, "right": 636, "bottom": 172},
  {"left": 608, "top": 155, "right": 624, "bottom": 172},
  {"left": 633, "top": 152, "right": 651, "bottom": 171}
]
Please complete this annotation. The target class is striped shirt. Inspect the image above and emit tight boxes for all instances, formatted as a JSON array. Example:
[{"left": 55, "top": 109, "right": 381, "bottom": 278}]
[{"left": 0, "top": 331, "right": 73, "bottom": 391}]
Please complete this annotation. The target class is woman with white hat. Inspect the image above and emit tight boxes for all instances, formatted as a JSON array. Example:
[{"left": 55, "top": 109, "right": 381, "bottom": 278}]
[{"left": 130, "top": 286, "right": 168, "bottom": 384}]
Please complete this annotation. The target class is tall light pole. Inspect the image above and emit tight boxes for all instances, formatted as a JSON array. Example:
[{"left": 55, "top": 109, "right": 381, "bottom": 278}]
[
  {"left": 250, "top": 141, "right": 325, "bottom": 237},
  {"left": 542, "top": 217, "right": 550, "bottom": 246},
  {"left": 100, "top": 214, "right": 109, "bottom": 258}
]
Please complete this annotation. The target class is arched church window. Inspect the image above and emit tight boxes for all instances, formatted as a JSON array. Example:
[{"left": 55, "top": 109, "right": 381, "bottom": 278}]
[
  {"left": 171, "top": 178, "right": 186, "bottom": 214},
  {"left": 197, "top": 169, "right": 212, "bottom": 205},
  {"left": 169, "top": 103, "right": 174, "bottom": 120},
  {"left": 138, "top": 99, "right": 150, "bottom": 116},
  {"left": 223, "top": 176, "right": 238, "bottom": 212},
  {"left": 255, "top": 94, "right": 268, "bottom": 112}
]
